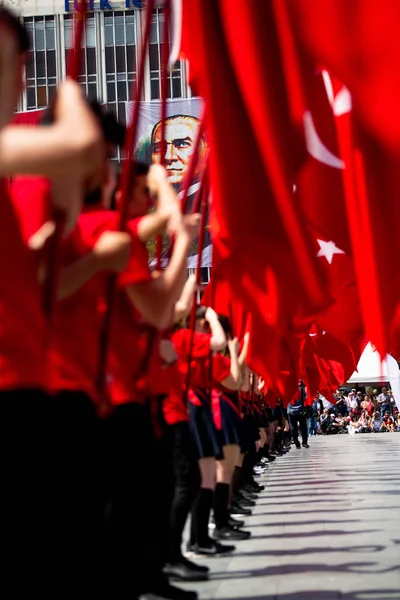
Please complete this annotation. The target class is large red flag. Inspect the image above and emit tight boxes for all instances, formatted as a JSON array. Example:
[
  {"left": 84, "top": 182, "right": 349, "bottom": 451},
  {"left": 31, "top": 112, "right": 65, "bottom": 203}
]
[
  {"left": 181, "top": 0, "right": 331, "bottom": 386},
  {"left": 286, "top": 0, "right": 400, "bottom": 152},
  {"left": 201, "top": 276, "right": 248, "bottom": 342},
  {"left": 286, "top": 0, "right": 400, "bottom": 356}
]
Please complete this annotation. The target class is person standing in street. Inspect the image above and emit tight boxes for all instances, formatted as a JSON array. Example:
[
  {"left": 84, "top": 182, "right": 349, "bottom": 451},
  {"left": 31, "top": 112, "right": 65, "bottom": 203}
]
[{"left": 287, "top": 381, "right": 309, "bottom": 449}]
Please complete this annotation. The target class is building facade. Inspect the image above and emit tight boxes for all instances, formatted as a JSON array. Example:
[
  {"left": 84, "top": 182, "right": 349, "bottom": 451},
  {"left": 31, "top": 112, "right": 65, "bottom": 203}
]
[
  {"left": 2, "top": 0, "right": 189, "bottom": 121},
  {"left": 2, "top": 0, "right": 211, "bottom": 278}
]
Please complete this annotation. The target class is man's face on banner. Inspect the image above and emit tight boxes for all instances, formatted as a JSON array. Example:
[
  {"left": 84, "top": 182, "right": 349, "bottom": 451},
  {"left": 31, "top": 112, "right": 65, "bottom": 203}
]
[{"left": 151, "top": 115, "right": 206, "bottom": 186}]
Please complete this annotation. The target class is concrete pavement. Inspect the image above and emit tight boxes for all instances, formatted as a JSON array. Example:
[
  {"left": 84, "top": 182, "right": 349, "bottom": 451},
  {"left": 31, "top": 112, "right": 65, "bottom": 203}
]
[{"left": 182, "top": 434, "right": 400, "bottom": 600}]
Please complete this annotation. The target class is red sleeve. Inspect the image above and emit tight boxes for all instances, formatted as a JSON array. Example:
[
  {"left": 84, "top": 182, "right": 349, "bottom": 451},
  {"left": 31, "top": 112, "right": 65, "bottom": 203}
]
[
  {"left": 118, "top": 220, "right": 151, "bottom": 287},
  {"left": 192, "top": 332, "right": 211, "bottom": 358},
  {"left": 79, "top": 211, "right": 151, "bottom": 287},
  {"left": 11, "top": 176, "right": 52, "bottom": 243},
  {"left": 171, "top": 329, "right": 188, "bottom": 359},
  {"left": 171, "top": 329, "right": 211, "bottom": 361},
  {"left": 213, "top": 354, "right": 231, "bottom": 384}
]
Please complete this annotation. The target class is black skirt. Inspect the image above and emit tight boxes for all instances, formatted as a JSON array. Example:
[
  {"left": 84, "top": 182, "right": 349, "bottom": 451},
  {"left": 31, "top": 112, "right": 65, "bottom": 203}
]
[
  {"left": 218, "top": 394, "right": 242, "bottom": 447},
  {"left": 188, "top": 389, "right": 223, "bottom": 460}
]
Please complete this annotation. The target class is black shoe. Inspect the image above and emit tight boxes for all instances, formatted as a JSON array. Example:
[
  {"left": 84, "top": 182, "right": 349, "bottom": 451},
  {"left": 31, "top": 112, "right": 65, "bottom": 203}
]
[
  {"left": 270, "top": 449, "right": 283, "bottom": 456},
  {"left": 295, "top": 443, "right": 301, "bottom": 449},
  {"left": 243, "top": 484, "right": 261, "bottom": 495},
  {"left": 181, "top": 556, "right": 209, "bottom": 573},
  {"left": 163, "top": 561, "right": 208, "bottom": 582},
  {"left": 230, "top": 503, "right": 252, "bottom": 517},
  {"left": 212, "top": 526, "right": 251, "bottom": 541},
  {"left": 302, "top": 443, "right": 310, "bottom": 448},
  {"left": 240, "top": 490, "right": 258, "bottom": 501},
  {"left": 246, "top": 481, "right": 265, "bottom": 492},
  {"left": 236, "top": 494, "right": 255, "bottom": 507},
  {"left": 139, "top": 583, "right": 198, "bottom": 600},
  {"left": 265, "top": 454, "right": 276, "bottom": 462},
  {"left": 186, "top": 541, "right": 235, "bottom": 556},
  {"left": 228, "top": 516, "right": 245, "bottom": 528}
]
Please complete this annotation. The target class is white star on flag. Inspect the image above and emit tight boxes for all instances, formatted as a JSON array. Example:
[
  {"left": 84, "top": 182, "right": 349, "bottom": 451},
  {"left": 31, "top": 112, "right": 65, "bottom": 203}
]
[{"left": 316, "top": 239, "right": 345, "bottom": 264}]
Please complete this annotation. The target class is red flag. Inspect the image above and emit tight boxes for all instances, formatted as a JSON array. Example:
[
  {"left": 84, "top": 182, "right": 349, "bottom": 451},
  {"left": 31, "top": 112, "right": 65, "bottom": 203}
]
[
  {"left": 201, "top": 275, "right": 248, "bottom": 341},
  {"left": 271, "top": 5, "right": 365, "bottom": 352},
  {"left": 286, "top": 0, "right": 400, "bottom": 152},
  {"left": 181, "top": 0, "right": 331, "bottom": 386},
  {"left": 286, "top": 0, "right": 400, "bottom": 355}
]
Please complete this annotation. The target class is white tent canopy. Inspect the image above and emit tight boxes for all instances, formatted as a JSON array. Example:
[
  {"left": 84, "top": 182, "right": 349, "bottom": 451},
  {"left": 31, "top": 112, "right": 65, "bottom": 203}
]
[{"left": 347, "top": 342, "right": 400, "bottom": 410}]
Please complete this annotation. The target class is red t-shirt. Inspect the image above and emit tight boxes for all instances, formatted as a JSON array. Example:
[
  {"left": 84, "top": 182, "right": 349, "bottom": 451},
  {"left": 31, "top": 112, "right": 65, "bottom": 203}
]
[
  {"left": 11, "top": 176, "right": 52, "bottom": 244},
  {"left": 212, "top": 354, "right": 232, "bottom": 387},
  {"left": 47, "top": 219, "right": 106, "bottom": 400},
  {"left": 80, "top": 214, "right": 154, "bottom": 406},
  {"left": 162, "top": 362, "right": 188, "bottom": 425},
  {"left": 52, "top": 211, "right": 152, "bottom": 405},
  {"left": 159, "top": 336, "right": 188, "bottom": 425},
  {"left": 0, "top": 178, "right": 48, "bottom": 390},
  {"left": 173, "top": 329, "right": 212, "bottom": 389}
]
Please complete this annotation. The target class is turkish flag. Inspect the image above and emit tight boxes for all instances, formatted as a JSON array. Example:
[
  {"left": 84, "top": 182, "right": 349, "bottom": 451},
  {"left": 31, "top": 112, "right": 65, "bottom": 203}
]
[
  {"left": 286, "top": 0, "right": 400, "bottom": 152},
  {"left": 307, "top": 327, "right": 356, "bottom": 384},
  {"left": 285, "top": 0, "right": 400, "bottom": 355},
  {"left": 181, "top": 0, "right": 331, "bottom": 386}
]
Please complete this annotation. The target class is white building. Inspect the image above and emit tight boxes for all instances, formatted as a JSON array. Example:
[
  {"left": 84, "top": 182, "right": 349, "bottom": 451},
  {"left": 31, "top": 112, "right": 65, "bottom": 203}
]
[{"left": 1, "top": 0, "right": 190, "bottom": 119}]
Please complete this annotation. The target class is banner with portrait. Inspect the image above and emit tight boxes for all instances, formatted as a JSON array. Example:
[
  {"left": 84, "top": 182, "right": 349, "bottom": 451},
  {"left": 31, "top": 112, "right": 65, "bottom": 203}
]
[{"left": 125, "top": 98, "right": 211, "bottom": 266}]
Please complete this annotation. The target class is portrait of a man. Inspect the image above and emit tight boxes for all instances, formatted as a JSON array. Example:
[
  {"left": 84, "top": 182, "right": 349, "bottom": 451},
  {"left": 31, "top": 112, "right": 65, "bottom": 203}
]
[{"left": 150, "top": 115, "right": 208, "bottom": 188}]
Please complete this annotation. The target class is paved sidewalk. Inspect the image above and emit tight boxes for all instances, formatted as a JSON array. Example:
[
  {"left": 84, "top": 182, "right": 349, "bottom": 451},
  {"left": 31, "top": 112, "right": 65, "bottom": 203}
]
[{"left": 182, "top": 434, "right": 400, "bottom": 600}]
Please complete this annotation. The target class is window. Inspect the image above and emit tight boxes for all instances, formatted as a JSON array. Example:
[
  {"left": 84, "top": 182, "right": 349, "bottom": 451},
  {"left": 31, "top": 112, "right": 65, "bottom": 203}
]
[
  {"left": 149, "top": 8, "right": 184, "bottom": 100},
  {"left": 64, "top": 13, "right": 99, "bottom": 101},
  {"left": 104, "top": 10, "right": 137, "bottom": 125},
  {"left": 24, "top": 16, "right": 58, "bottom": 110}
]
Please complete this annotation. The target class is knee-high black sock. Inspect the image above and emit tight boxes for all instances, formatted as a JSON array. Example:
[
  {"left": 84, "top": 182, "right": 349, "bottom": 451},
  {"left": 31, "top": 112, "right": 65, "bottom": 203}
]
[
  {"left": 231, "top": 466, "right": 242, "bottom": 499},
  {"left": 242, "top": 453, "right": 254, "bottom": 484},
  {"left": 213, "top": 483, "right": 230, "bottom": 529},
  {"left": 190, "top": 488, "right": 213, "bottom": 547}
]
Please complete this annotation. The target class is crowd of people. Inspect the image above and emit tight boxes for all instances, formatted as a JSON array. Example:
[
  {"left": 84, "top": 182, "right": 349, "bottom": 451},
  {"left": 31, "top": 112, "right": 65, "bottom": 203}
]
[{"left": 308, "top": 387, "right": 400, "bottom": 436}]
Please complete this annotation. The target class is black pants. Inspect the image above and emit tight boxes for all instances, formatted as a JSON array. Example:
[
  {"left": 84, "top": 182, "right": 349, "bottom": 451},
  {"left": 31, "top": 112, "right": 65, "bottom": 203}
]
[
  {"left": 168, "top": 421, "right": 200, "bottom": 562},
  {"left": 289, "top": 413, "right": 308, "bottom": 445},
  {"left": 102, "top": 401, "right": 173, "bottom": 598},
  {"left": 57, "top": 390, "right": 103, "bottom": 593},
  {"left": 0, "top": 389, "right": 60, "bottom": 596}
]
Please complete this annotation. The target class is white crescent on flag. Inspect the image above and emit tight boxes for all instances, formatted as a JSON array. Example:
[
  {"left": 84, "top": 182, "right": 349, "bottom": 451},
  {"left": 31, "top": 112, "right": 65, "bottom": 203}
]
[
  {"left": 321, "top": 70, "right": 352, "bottom": 117},
  {"left": 303, "top": 111, "right": 345, "bottom": 169}
]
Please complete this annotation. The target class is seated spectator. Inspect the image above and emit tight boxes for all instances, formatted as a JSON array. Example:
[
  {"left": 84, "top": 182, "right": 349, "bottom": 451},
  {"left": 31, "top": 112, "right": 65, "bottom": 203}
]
[
  {"left": 358, "top": 410, "right": 372, "bottom": 433},
  {"left": 348, "top": 392, "right": 359, "bottom": 414},
  {"left": 360, "top": 395, "right": 374, "bottom": 416},
  {"left": 372, "top": 411, "right": 383, "bottom": 432},
  {"left": 328, "top": 413, "right": 347, "bottom": 434},
  {"left": 395, "top": 410, "right": 400, "bottom": 431},
  {"left": 380, "top": 411, "right": 395, "bottom": 432},
  {"left": 319, "top": 409, "right": 331, "bottom": 434},
  {"left": 348, "top": 414, "right": 361, "bottom": 435}
]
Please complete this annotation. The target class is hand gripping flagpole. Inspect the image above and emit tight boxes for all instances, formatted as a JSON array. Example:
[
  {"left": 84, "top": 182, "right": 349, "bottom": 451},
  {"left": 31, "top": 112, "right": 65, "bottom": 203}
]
[{"left": 96, "top": 0, "right": 155, "bottom": 413}]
